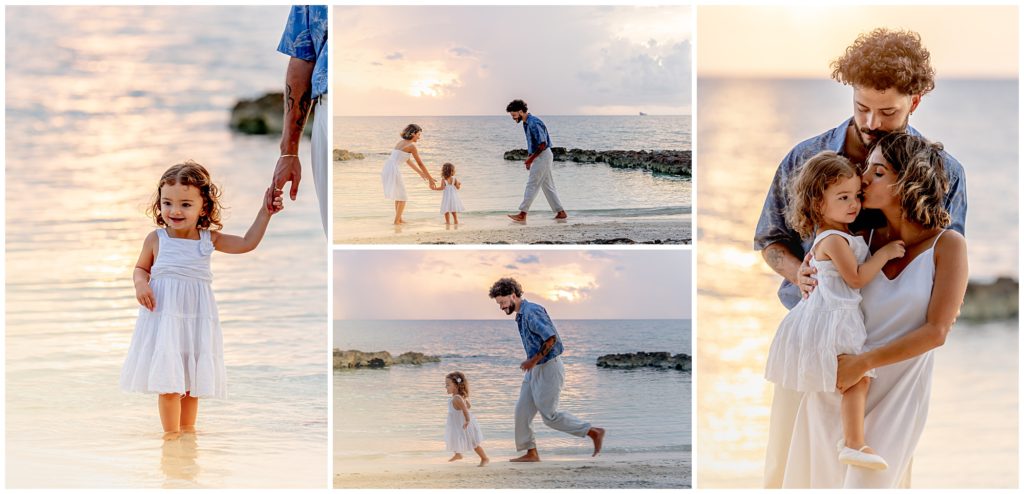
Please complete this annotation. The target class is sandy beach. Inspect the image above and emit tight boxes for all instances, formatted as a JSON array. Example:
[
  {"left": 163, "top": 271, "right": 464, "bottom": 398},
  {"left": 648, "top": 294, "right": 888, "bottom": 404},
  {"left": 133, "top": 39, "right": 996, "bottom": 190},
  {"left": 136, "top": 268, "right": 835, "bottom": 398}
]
[
  {"left": 339, "top": 218, "right": 691, "bottom": 244},
  {"left": 334, "top": 451, "right": 691, "bottom": 488}
]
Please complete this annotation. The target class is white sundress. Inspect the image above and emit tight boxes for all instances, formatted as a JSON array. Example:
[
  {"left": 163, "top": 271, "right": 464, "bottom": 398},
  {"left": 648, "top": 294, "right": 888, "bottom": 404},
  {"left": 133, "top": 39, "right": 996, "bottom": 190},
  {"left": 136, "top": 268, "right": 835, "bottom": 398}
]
[
  {"left": 444, "top": 396, "right": 483, "bottom": 453},
  {"left": 120, "top": 228, "right": 226, "bottom": 398},
  {"left": 381, "top": 149, "right": 411, "bottom": 201},
  {"left": 439, "top": 177, "right": 465, "bottom": 214},
  {"left": 764, "top": 229, "right": 874, "bottom": 392}
]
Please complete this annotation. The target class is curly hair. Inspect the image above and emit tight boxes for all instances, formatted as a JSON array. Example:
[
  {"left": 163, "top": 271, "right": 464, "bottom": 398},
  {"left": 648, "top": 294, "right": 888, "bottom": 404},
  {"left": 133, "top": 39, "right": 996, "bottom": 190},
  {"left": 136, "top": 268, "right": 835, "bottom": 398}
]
[
  {"left": 149, "top": 160, "right": 223, "bottom": 230},
  {"left": 785, "top": 151, "right": 860, "bottom": 240},
  {"left": 488, "top": 277, "right": 523, "bottom": 298},
  {"left": 441, "top": 162, "right": 455, "bottom": 180},
  {"left": 446, "top": 371, "right": 470, "bottom": 397},
  {"left": 830, "top": 28, "right": 935, "bottom": 96},
  {"left": 868, "top": 132, "right": 950, "bottom": 229},
  {"left": 505, "top": 99, "right": 528, "bottom": 113},
  {"left": 401, "top": 123, "right": 422, "bottom": 140}
]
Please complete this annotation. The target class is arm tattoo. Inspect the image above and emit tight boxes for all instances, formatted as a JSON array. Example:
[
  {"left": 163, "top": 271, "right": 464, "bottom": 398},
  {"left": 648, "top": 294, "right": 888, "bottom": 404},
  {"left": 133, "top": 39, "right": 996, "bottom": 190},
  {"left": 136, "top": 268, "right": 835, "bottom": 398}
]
[
  {"left": 538, "top": 336, "right": 556, "bottom": 358},
  {"left": 285, "top": 83, "right": 313, "bottom": 129},
  {"left": 763, "top": 244, "right": 788, "bottom": 272}
]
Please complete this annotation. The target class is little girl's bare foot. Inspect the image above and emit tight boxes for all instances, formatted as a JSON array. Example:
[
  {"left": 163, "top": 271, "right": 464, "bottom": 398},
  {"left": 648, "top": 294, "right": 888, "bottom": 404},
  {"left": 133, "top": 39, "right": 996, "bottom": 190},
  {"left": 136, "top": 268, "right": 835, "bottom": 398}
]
[
  {"left": 448, "top": 453, "right": 463, "bottom": 462},
  {"left": 162, "top": 431, "right": 182, "bottom": 441},
  {"left": 478, "top": 457, "right": 489, "bottom": 467}
]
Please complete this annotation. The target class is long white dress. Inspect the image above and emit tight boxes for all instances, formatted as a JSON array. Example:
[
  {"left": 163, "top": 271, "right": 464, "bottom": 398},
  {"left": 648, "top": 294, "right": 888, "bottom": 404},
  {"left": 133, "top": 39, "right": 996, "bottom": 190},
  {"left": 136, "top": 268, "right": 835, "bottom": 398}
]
[
  {"left": 444, "top": 396, "right": 483, "bottom": 453},
  {"left": 765, "top": 230, "right": 872, "bottom": 392},
  {"left": 779, "top": 230, "right": 947, "bottom": 488},
  {"left": 381, "top": 149, "right": 411, "bottom": 201},
  {"left": 439, "top": 177, "right": 465, "bottom": 214},
  {"left": 120, "top": 228, "right": 227, "bottom": 398}
]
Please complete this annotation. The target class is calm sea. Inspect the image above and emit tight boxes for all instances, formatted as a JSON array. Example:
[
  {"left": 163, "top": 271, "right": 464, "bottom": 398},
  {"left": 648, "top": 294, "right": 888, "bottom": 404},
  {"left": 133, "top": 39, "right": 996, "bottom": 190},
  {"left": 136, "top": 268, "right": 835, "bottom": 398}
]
[
  {"left": 696, "top": 78, "right": 1018, "bottom": 488},
  {"left": 334, "top": 319, "right": 691, "bottom": 472},
  {"left": 332, "top": 115, "right": 692, "bottom": 240},
  {"left": 6, "top": 6, "right": 327, "bottom": 488}
]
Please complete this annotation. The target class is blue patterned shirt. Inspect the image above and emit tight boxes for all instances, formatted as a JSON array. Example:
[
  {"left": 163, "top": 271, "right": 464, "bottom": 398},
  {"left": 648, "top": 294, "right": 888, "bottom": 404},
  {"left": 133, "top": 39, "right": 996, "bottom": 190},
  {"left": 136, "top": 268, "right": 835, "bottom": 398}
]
[
  {"left": 515, "top": 299, "right": 564, "bottom": 365},
  {"left": 523, "top": 114, "right": 553, "bottom": 155},
  {"left": 277, "top": 5, "right": 328, "bottom": 99},
  {"left": 754, "top": 117, "right": 968, "bottom": 309}
]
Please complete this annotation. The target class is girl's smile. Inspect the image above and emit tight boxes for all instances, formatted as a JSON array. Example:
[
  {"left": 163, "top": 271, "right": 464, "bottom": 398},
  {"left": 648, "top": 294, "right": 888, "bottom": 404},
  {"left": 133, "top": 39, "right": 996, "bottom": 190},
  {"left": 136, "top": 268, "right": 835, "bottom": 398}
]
[{"left": 160, "top": 183, "right": 205, "bottom": 237}]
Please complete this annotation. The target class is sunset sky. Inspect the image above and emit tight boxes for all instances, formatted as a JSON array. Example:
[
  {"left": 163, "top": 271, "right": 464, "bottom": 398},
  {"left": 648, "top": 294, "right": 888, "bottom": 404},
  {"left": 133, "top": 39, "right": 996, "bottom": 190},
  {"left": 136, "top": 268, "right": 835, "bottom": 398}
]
[
  {"left": 334, "top": 250, "right": 691, "bottom": 320},
  {"left": 333, "top": 6, "right": 692, "bottom": 116},
  {"left": 699, "top": 5, "right": 1017, "bottom": 78}
]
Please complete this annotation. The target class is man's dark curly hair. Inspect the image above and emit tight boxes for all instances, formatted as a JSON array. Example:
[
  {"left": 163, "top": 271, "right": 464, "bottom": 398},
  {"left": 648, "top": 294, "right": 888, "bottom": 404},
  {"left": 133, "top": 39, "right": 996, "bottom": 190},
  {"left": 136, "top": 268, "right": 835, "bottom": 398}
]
[
  {"left": 830, "top": 28, "right": 935, "bottom": 96},
  {"left": 505, "top": 99, "right": 528, "bottom": 113},
  {"left": 488, "top": 277, "right": 523, "bottom": 298}
]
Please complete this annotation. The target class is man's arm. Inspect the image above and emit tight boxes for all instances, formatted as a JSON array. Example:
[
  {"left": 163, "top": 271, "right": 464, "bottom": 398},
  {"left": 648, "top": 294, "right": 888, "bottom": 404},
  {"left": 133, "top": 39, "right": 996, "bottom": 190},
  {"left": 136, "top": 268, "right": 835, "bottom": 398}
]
[
  {"left": 272, "top": 57, "right": 315, "bottom": 204},
  {"left": 521, "top": 335, "right": 558, "bottom": 371},
  {"left": 761, "top": 242, "right": 802, "bottom": 285}
]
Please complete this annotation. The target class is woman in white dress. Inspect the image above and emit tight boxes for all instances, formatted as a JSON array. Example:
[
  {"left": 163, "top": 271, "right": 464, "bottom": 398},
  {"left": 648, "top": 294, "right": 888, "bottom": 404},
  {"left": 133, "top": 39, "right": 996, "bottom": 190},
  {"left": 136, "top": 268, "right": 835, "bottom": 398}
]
[
  {"left": 774, "top": 132, "right": 968, "bottom": 488},
  {"left": 381, "top": 123, "right": 436, "bottom": 224}
]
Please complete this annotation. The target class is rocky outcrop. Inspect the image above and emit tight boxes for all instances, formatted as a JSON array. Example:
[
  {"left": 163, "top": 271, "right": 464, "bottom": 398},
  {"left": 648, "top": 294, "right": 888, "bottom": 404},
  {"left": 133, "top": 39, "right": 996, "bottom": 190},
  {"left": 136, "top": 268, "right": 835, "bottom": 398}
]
[
  {"left": 961, "top": 277, "right": 1018, "bottom": 321},
  {"left": 230, "top": 92, "right": 315, "bottom": 136},
  {"left": 334, "top": 149, "right": 365, "bottom": 161},
  {"left": 503, "top": 148, "right": 691, "bottom": 176},
  {"left": 596, "top": 352, "right": 691, "bottom": 371},
  {"left": 333, "top": 350, "right": 440, "bottom": 369}
]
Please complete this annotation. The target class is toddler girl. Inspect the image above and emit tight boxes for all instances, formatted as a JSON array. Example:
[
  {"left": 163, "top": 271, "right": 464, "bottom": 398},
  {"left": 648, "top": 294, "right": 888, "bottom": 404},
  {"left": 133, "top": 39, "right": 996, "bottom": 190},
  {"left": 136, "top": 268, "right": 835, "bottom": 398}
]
[
  {"left": 444, "top": 371, "right": 489, "bottom": 466},
  {"left": 764, "top": 151, "right": 905, "bottom": 470},
  {"left": 431, "top": 162, "right": 465, "bottom": 224},
  {"left": 120, "top": 160, "right": 282, "bottom": 440}
]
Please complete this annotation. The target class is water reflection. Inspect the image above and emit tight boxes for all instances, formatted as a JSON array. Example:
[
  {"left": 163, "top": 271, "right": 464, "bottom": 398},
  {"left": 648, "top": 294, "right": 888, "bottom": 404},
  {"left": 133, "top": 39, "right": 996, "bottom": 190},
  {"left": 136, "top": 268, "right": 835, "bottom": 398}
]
[{"left": 161, "top": 433, "right": 200, "bottom": 487}]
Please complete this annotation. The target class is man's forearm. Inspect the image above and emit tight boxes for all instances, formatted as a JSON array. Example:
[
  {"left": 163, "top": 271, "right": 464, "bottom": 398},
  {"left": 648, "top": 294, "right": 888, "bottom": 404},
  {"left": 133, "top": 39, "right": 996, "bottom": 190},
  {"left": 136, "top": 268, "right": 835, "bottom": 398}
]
[
  {"left": 280, "top": 57, "right": 315, "bottom": 154},
  {"left": 761, "top": 242, "right": 801, "bottom": 284},
  {"left": 531, "top": 335, "right": 557, "bottom": 363},
  {"left": 527, "top": 142, "right": 548, "bottom": 162}
]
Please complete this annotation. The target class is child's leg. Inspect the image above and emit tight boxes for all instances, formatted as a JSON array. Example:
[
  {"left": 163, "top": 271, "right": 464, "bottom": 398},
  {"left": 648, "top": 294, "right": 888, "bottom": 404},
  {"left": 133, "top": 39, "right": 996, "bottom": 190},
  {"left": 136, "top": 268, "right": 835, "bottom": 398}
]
[
  {"left": 841, "top": 377, "right": 874, "bottom": 452},
  {"left": 159, "top": 393, "right": 182, "bottom": 440},
  {"left": 180, "top": 392, "right": 199, "bottom": 433},
  {"left": 448, "top": 452, "right": 463, "bottom": 461},
  {"left": 452, "top": 212, "right": 459, "bottom": 224},
  {"left": 444, "top": 212, "right": 451, "bottom": 224},
  {"left": 474, "top": 445, "right": 489, "bottom": 466}
]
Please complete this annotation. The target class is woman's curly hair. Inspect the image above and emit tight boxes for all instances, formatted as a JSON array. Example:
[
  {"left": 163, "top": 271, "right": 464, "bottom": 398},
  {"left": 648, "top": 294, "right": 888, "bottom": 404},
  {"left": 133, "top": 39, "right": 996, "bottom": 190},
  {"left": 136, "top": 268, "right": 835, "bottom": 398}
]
[
  {"left": 785, "top": 151, "right": 861, "bottom": 240},
  {"left": 149, "top": 160, "right": 223, "bottom": 230},
  {"left": 446, "top": 371, "right": 470, "bottom": 397},
  {"left": 868, "top": 132, "right": 950, "bottom": 229},
  {"left": 830, "top": 28, "right": 935, "bottom": 96}
]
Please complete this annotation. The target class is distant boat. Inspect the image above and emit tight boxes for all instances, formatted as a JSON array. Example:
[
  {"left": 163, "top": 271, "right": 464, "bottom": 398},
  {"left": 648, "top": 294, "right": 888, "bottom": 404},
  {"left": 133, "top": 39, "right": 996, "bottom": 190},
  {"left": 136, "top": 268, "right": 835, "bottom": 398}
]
[{"left": 639, "top": 112, "right": 647, "bottom": 116}]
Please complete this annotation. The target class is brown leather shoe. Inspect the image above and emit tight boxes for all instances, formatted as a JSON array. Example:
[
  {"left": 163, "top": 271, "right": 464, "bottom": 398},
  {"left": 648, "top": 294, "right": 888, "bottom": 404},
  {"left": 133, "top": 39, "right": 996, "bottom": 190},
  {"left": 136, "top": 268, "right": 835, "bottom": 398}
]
[
  {"left": 554, "top": 211, "right": 568, "bottom": 219},
  {"left": 507, "top": 212, "right": 527, "bottom": 223}
]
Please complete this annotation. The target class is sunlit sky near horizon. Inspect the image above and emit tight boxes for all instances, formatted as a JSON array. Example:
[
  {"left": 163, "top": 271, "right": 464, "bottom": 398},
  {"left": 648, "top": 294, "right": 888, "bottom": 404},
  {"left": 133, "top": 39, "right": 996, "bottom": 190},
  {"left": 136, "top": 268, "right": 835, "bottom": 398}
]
[
  {"left": 334, "top": 250, "right": 691, "bottom": 320},
  {"left": 334, "top": 6, "right": 692, "bottom": 116},
  {"left": 699, "top": 5, "right": 1017, "bottom": 79}
]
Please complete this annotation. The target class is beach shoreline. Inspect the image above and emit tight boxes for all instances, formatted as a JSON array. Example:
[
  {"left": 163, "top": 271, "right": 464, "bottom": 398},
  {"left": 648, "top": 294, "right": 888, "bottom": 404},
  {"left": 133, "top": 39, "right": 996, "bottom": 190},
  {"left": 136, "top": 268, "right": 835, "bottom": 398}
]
[
  {"left": 335, "top": 218, "right": 691, "bottom": 245},
  {"left": 334, "top": 451, "right": 691, "bottom": 488}
]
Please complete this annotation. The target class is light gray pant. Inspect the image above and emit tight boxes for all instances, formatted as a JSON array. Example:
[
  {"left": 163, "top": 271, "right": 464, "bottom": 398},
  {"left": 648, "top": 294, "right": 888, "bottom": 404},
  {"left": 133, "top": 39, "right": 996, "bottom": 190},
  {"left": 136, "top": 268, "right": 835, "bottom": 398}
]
[
  {"left": 514, "top": 356, "right": 591, "bottom": 452},
  {"left": 311, "top": 96, "right": 328, "bottom": 235},
  {"left": 517, "top": 148, "right": 564, "bottom": 213}
]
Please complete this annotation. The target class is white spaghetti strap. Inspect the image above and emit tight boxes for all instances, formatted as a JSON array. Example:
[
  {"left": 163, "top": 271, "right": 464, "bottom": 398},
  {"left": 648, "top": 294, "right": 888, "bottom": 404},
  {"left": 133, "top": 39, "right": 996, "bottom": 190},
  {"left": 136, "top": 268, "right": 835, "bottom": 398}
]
[{"left": 931, "top": 229, "right": 947, "bottom": 248}]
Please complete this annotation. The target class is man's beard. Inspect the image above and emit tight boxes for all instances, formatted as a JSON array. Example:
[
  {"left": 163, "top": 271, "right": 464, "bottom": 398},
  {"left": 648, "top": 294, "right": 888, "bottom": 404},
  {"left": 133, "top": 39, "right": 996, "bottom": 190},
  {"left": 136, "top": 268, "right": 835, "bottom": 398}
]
[
  {"left": 855, "top": 114, "right": 909, "bottom": 148},
  {"left": 503, "top": 305, "right": 515, "bottom": 315}
]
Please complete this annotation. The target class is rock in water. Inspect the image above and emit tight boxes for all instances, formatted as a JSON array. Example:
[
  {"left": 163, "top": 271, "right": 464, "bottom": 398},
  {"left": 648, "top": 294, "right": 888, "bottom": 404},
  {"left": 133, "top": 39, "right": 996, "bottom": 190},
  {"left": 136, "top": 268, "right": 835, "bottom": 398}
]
[
  {"left": 333, "top": 149, "right": 365, "bottom": 161},
  {"left": 596, "top": 352, "right": 691, "bottom": 371},
  {"left": 961, "top": 277, "right": 1018, "bottom": 321},
  {"left": 230, "top": 92, "right": 316, "bottom": 136},
  {"left": 334, "top": 349, "right": 441, "bottom": 369},
  {"left": 503, "top": 148, "right": 691, "bottom": 176}
]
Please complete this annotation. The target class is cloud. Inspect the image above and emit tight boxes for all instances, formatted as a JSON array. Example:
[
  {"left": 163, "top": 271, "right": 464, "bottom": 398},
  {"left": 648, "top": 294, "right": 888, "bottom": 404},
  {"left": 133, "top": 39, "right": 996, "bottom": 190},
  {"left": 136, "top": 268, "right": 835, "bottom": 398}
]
[
  {"left": 449, "top": 46, "right": 477, "bottom": 57},
  {"left": 504, "top": 264, "right": 518, "bottom": 270},
  {"left": 385, "top": 52, "right": 404, "bottom": 61},
  {"left": 515, "top": 255, "right": 541, "bottom": 264}
]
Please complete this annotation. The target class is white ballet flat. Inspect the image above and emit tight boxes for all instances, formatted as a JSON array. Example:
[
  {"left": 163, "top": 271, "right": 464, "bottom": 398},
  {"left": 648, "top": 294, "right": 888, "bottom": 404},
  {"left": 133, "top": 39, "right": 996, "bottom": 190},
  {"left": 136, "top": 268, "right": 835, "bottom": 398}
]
[{"left": 836, "top": 440, "right": 888, "bottom": 470}]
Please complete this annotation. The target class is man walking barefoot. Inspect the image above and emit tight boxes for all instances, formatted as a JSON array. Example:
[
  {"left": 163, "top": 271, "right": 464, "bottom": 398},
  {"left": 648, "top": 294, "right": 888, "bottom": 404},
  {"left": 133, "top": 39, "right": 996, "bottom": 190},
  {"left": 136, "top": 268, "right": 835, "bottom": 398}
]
[
  {"left": 505, "top": 99, "right": 568, "bottom": 223},
  {"left": 489, "top": 277, "right": 604, "bottom": 461}
]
